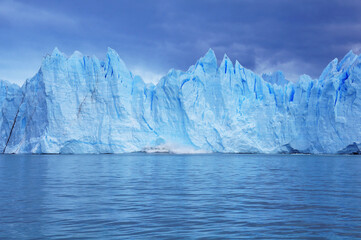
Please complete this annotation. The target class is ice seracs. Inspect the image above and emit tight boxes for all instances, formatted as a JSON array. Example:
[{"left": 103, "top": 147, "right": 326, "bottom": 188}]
[
  {"left": 262, "top": 71, "right": 289, "bottom": 86},
  {"left": 1, "top": 48, "right": 361, "bottom": 154}
]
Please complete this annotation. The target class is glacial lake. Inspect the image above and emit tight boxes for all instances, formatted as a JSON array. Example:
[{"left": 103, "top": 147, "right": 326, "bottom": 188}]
[{"left": 0, "top": 154, "right": 361, "bottom": 239}]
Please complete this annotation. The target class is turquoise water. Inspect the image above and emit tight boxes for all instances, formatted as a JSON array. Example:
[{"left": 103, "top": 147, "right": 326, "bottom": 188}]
[{"left": 0, "top": 154, "right": 361, "bottom": 239}]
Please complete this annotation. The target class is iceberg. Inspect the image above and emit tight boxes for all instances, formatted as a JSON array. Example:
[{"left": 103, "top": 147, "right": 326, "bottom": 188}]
[{"left": 1, "top": 48, "right": 361, "bottom": 154}]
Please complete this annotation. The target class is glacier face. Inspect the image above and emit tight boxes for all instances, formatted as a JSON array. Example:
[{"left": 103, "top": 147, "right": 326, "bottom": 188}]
[{"left": 1, "top": 48, "right": 361, "bottom": 154}]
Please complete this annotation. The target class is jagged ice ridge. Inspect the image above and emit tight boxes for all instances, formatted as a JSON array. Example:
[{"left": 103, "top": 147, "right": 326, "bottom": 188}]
[{"left": 1, "top": 48, "right": 361, "bottom": 154}]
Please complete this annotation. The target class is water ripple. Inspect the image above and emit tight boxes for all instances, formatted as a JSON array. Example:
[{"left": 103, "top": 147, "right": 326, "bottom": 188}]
[{"left": 0, "top": 154, "right": 361, "bottom": 239}]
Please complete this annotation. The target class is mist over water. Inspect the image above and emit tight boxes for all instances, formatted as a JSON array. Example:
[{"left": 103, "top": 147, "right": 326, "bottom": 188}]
[{"left": 1, "top": 154, "right": 361, "bottom": 239}]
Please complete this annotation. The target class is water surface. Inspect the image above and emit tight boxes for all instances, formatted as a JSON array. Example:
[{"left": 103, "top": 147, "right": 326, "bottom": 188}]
[{"left": 1, "top": 154, "right": 361, "bottom": 239}]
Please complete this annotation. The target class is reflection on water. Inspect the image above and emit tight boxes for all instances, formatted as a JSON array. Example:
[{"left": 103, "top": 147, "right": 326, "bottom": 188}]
[{"left": 0, "top": 154, "right": 361, "bottom": 239}]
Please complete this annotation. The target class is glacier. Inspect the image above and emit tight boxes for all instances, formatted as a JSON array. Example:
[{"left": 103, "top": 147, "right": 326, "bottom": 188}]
[{"left": 1, "top": 48, "right": 361, "bottom": 154}]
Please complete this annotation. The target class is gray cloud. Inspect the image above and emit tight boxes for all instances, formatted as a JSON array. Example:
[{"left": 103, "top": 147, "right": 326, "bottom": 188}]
[
  {"left": 1, "top": 0, "right": 361, "bottom": 84},
  {"left": 0, "top": 0, "right": 77, "bottom": 27}
]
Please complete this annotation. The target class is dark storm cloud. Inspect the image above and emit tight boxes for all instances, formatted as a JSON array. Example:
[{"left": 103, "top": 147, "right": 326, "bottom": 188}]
[{"left": 1, "top": 0, "right": 361, "bottom": 84}]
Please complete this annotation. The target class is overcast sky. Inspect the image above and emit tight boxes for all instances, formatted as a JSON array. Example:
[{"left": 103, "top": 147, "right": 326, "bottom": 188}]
[{"left": 1, "top": 0, "right": 361, "bottom": 85}]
